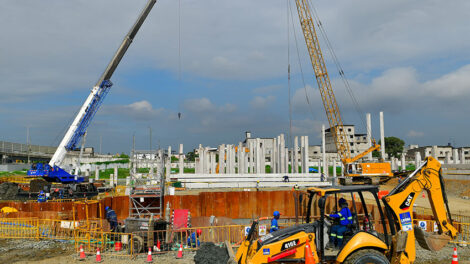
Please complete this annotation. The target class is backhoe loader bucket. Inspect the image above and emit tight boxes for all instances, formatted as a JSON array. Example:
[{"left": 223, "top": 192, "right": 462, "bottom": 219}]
[{"left": 414, "top": 226, "right": 451, "bottom": 251}]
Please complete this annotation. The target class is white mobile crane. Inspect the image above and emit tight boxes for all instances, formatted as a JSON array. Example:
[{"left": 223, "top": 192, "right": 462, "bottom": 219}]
[{"left": 27, "top": 0, "right": 157, "bottom": 194}]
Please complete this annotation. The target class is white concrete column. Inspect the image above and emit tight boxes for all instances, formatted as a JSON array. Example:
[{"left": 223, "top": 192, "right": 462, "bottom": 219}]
[
  {"left": 114, "top": 167, "right": 118, "bottom": 182},
  {"left": 166, "top": 146, "right": 171, "bottom": 178},
  {"left": 198, "top": 145, "right": 204, "bottom": 174},
  {"left": 179, "top": 144, "right": 184, "bottom": 174},
  {"left": 225, "top": 145, "right": 231, "bottom": 174},
  {"left": 237, "top": 143, "right": 242, "bottom": 174},
  {"left": 401, "top": 153, "right": 406, "bottom": 171},
  {"left": 379, "top": 111, "right": 386, "bottom": 160},
  {"left": 278, "top": 134, "right": 284, "bottom": 173},
  {"left": 304, "top": 136, "right": 309, "bottom": 174},
  {"left": 415, "top": 152, "right": 421, "bottom": 167},
  {"left": 294, "top": 136, "right": 299, "bottom": 173},
  {"left": 445, "top": 151, "right": 451, "bottom": 164},
  {"left": 391, "top": 158, "right": 396, "bottom": 171},
  {"left": 332, "top": 159, "right": 336, "bottom": 178},
  {"left": 284, "top": 147, "right": 289, "bottom": 174},
  {"left": 110, "top": 174, "right": 114, "bottom": 186},
  {"left": 366, "top": 113, "right": 372, "bottom": 160},
  {"left": 453, "top": 148, "right": 459, "bottom": 164},
  {"left": 260, "top": 144, "right": 266, "bottom": 173},
  {"left": 273, "top": 138, "right": 278, "bottom": 173},
  {"left": 322, "top": 125, "right": 327, "bottom": 175},
  {"left": 247, "top": 142, "right": 253, "bottom": 173},
  {"left": 300, "top": 136, "right": 305, "bottom": 173},
  {"left": 461, "top": 149, "right": 466, "bottom": 165},
  {"left": 255, "top": 138, "right": 261, "bottom": 174},
  {"left": 290, "top": 147, "right": 294, "bottom": 173},
  {"left": 244, "top": 148, "right": 249, "bottom": 173},
  {"left": 218, "top": 144, "right": 225, "bottom": 174},
  {"left": 95, "top": 167, "right": 99, "bottom": 181},
  {"left": 431, "top": 145, "right": 438, "bottom": 158},
  {"left": 206, "top": 147, "right": 211, "bottom": 173}
]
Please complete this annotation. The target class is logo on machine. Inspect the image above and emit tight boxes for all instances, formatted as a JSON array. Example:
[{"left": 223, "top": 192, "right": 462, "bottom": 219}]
[
  {"left": 281, "top": 239, "right": 299, "bottom": 250},
  {"left": 399, "top": 192, "right": 415, "bottom": 210}
]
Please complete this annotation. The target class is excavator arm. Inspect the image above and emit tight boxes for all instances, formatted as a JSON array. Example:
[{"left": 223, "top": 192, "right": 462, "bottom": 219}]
[{"left": 382, "top": 156, "right": 457, "bottom": 263}]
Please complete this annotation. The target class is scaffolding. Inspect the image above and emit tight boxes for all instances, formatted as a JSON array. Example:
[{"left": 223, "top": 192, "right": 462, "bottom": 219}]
[{"left": 128, "top": 149, "right": 165, "bottom": 218}]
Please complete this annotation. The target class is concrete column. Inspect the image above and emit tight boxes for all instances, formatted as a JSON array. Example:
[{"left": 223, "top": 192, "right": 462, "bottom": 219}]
[
  {"left": 401, "top": 153, "right": 406, "bottom": 171},
  {"left": 431, "top": 145, "right": 438, "bottom": 158},
  {"left": 166, "top": 146, "right": 171, "bottom": 178},
  {"left": 248, "top": 142, "right": 253, "bottom": 173},
  {"left": 366, "top": 113, "right": 372, "bottom": 160},
  {"left": 95, "top": 167, "right": 99, "bottom": 181},
  {"left": 237, "top": 143, "right": 242, "bottom": 174},
  {"left": 284, "top": 147, "right": 289, "bottom": 174},
  {"left": 453, "top": 148, "right": 459, "bottom": 164},
  {"left": 206, "top": 147, "right": 211, "bottom": 173},
  {"left": 445, "top": 151, "right": 451, "bottom": 164},
  {"left": 294, "top": 136, "right": 299, "bottom": 173},
  {"left": 290, "top": 147, "right": 294, "bottom": 173},
  {"left": 332, "top": 159, "right": 336, "bottom": 178},
  {"left": 110, "top": 174, "right": 114, "bottom": 186},
  {"left": 232, "top": 145, "right": 237, "bottom": 174},
  {"left": 304, "top": 136, "right": 309, "bottom": 174},
  {"left": 198, "top": 145, "right": 204, "bottom": 174},
  {"left": 461, "top": 149, "right": 466, "bottom": 165},
  {"left": 179, "top": 144, "right": 184, "bottom": 174},
  {"left": 278, "top": 134, "right": 284, "bottom": 173},
  {"left": 379, "top": 111, "right": 386, "bottom": 160},
  {"left": 300, "top": 136, "right": 305, "bottom": 173},
  {"left": 260, "top": 145, "right": 266, "bottom": 173},
  {"left": 322, "top": 125, "right": 327, "bottom": 175},
  {"left": 391, "top": 158, "right": 396, "bottom": 171},
  {"left": 225, "top": 145, "right": 230, "bottom": 174},
  {"left": 114, "top": 167, "right": 118, "bottom": 182},
  {"left": 244, "top": 148, "right": 249, "bottom": 173},
  {"left": 415, "top": 152, "right": 421, "bottom": 167},
  {"left": 255, "top": 138, "right": 261, "bottom": 174},
  {"left": 209, "top": 151, "right": 215, "bottom": 174},
  {"left": 273, "top": 138, "right": 278, "bottom": 173},
  {"left": 219, "top": 144, "right": 225, "bottom": 174}
]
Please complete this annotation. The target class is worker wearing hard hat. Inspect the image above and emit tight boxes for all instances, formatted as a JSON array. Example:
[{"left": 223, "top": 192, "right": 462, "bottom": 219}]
[
  {"left": 37, "top": 191, "right": 47, "bottom": 203},
  {"left": 270, "top": 211, "right": 281, "bottom": 233},
  {"left": 327, "top": 198, "right": 353, "bottom": 249},
  {"left": 187, "top": 229, "right": 203, "bottom": 248},
  {"left": 105, "top": 206, "right": 118, "bottom": 232}
]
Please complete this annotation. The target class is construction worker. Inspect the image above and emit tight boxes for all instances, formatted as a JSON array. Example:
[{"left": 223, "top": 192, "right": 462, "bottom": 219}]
[
  {"left": 327, "top": 198, "right": 353, "bottom": 249},
  {"left": 37, "top": 191, "right": 46, "bottom": 203},
  {"left": 187, "top": 229, "right": 202, "bottom": 248},
  {"left": 270, "top": 211, "right": 281, "bottom": 233},
  {"left": 105, "top": 206, "right": 118, "bottom": 232}
]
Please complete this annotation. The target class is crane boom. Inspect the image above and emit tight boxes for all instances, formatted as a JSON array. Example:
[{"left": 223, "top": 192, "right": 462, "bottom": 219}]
[
  {"left": 293, "top": 0, "right": 351, "bottom": 162},
  {"left": 49, "top": 0, "right": 157, "bottom": 167}
]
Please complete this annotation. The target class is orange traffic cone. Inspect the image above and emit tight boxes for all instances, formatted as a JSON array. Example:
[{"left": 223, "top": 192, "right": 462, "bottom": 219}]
[
  {"left": 305, "top": 241, "right": 316, "bottom": 264},
  {"left": 146, "top": 247, "right": 153, "bottom": 263},
  {"left": 176, "top": 244, "right": 183, "bottom": 259},
  {"left": 78, "top": 244, "right": 86, "bottom": 260},
  {"left": 95, "top": 248, "right": 103, "bottom": 263},
  {"left": 156, "top": 240, "right": 161, "bottom": 252},
  {"left": 452, "top": 247, "right": 458, "bottom": 264}
]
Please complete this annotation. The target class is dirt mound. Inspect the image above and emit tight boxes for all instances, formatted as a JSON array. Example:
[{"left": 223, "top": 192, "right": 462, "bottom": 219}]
[
  {"left": 0, "top": 182, "right": 20, "bottom": 200},
  {"left": 194, "top": 242, "right": 229, "bottom": 264},
  {"left": 30, "top": 179, "right": 47, "bottom": 193}
]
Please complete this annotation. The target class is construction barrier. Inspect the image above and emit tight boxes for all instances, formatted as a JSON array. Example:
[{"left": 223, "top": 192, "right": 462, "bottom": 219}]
[{"left": 74, "top": 230, "right": 134, "bottom": 258}]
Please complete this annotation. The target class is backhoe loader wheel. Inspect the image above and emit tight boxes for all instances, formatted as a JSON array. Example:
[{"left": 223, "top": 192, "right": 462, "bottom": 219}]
[{"left": 344, "top": 249, "right": 389, "bottom": 264}]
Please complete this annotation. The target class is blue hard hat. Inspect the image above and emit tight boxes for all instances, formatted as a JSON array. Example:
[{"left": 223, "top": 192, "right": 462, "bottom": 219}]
[
  {"left": 40, "top": 191, "right": 44, "bottom": 194},
  {"left": 339, "top": 198, "right": 347, "bottom": 205},
  {"left": 105, "top": 206, "right": 110, "bottom": 211},
  {"left": 273, "top": 211, "right": 280, "bottom": 217}
]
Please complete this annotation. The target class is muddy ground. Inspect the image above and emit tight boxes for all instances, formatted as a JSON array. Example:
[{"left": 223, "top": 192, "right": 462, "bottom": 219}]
[{"left": 0, "top": 239, "right": 469, "bottom": 263}]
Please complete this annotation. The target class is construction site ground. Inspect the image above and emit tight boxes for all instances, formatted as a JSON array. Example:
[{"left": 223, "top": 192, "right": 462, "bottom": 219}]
[{"left": 0, "top": 239, "right": 468, "bottom": 263}]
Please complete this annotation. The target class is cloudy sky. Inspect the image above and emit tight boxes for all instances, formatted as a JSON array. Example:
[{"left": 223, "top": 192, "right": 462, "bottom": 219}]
[{"left": 1, "top": 0, "right": 469, "bottom": 154}]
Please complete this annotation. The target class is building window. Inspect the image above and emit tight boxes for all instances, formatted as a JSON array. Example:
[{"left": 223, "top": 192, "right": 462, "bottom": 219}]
[
  {"left": 350, "top": 143, "right": 353, "bottom": 146},
  {"left": 351, "top": 150, "right": 355, "bottom": 153},
  {"left": 363, "top": 136, "right": 366, "bottom": 140},
  {"left": 348, "top": 128, "right": 352, "bottom": 132},
  {"left": 350, "top": 135, "right": 353, "bottom": 139},
  {"left": 314, "top": 151, "right": 318, "bottom": 154}
]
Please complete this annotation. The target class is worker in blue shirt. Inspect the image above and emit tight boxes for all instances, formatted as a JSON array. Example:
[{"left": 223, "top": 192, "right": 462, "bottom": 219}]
[
  {"left": 327, "top": 198, "right": 353, "bottom": 249},
  {"left": 105, "top": 206, "right": 118, "bottom": 232},
  {"left": 270, "top": 211, "right": 281, "bottom": 233},
  {"left": 187, "top": 229, "right": 202, "bottom": 247},
  {"left": 37, "top": 191, "right": 47, "bottom": 203}
]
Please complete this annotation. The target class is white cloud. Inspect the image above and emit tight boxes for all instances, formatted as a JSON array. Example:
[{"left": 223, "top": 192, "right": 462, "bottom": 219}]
[
  {"left": 407, "top": 130, "right": 424, "bottom": 138},
  {"left": 250, "top": 95, "right": 276, "bottom": 109},
  {"left": 252, "top": 84, "right": 283, "bottom": 94},
  {"left": 184, "top": 98, "right": 215, "bottom": 113}
]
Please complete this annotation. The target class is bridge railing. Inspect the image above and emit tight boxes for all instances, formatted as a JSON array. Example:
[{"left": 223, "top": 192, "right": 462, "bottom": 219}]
[{"left": 0, "top": 141, "right": 56, "bottom": 155}]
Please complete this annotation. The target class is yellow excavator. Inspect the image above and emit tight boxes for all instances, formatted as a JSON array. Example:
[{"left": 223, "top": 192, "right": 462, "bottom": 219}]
[
  {"left": 235, "top": 156, "right": 457, "bottom": 263},
  {"left": 294, "top": 0, "right": 393, "bottom": 185}
]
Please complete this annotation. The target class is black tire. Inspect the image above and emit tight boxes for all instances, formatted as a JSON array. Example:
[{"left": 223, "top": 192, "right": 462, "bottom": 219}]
[
  {"left": 343, "top": 249, "right": 389, "bottom": 264},
  {"left": 130, "top": 235, "right": 144, "bottom": 254}
]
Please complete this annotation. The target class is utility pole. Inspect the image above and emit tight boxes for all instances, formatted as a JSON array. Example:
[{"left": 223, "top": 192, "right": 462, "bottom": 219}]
[
  {"left": 149, "top": 126, "right": 152, "bottom": 151},
  {"left": 26, "top": 126, "right": 30, "bottom": 164},
  {"left": 99, "top": 135, "right": 102, "bottom": 155}
]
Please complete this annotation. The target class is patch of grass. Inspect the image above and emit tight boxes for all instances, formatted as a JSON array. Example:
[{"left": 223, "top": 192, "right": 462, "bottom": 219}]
[
  {"left": 0, "top": 170, "right": 28, "bottom": 177},
  {"left": 94, "top": 168, "right": 130, "bottom": 179}
]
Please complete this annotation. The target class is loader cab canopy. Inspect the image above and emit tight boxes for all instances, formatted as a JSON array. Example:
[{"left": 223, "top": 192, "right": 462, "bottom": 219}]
[{"left": 305, "top": 185, "right": 389, "bottom": 262}]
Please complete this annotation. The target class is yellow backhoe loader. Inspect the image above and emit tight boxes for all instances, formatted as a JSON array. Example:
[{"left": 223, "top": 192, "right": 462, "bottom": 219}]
[{"left": 235, "top": 156, "right": 457, "bottom": 263}]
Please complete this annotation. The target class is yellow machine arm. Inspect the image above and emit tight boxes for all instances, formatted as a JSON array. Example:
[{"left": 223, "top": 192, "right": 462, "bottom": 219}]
[
  {"left": 344, "top": 141, "right": 380, "bottom": 164},
  {"left": 383, "top": 156, "right": 457, "bottom": 263}
]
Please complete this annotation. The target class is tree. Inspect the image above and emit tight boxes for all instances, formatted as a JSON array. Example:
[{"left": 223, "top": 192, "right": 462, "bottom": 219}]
[
  {"left": 186, "top": 151, "right": 197, "bottom": 162},
  {"left": 378, "top": 137, "right": 405, "bottom": 159}
]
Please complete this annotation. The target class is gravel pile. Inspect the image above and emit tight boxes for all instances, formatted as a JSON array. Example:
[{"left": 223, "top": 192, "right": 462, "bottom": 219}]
[
  {"left": 0, "top": 183, "right": 20, "bottom": 200},
  {"left": 415, "top": 242, "right": 470, "bottom": 263},
  {"left": 194, "top": 243, "right": 229, "bottom": 264}
]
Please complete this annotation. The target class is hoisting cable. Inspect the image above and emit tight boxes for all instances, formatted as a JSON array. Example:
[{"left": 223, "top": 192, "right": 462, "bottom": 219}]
[
  {"left": 288, "top": 1, "right": 317, "bottom": 120},
  {"left": 177, "top": 0, "right": 182, "bottom": 120},
  {"left": 287, "top": 0, "right": 293, "bottom": 150},
  {"left": 308, "top": 0, "right": 368, "bottom": 134}
]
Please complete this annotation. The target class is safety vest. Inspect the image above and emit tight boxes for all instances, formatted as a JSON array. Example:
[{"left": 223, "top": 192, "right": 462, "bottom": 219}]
[{"left": 331, "top": 207, "right": 353, "bottom": 226}]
